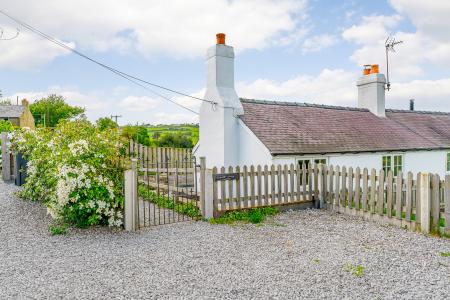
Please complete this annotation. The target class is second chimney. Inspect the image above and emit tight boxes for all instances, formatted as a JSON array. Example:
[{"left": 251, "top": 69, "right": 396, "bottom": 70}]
[{"left": 357, "top": 64, "right": 386, "bottom": 117}]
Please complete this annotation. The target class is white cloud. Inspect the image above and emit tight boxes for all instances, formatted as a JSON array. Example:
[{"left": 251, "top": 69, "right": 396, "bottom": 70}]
[
  {"left": 302, "top": 34, "right": 338, "bottom": 53},
  {"left": 1, "top": 0, "right": 308, "bottom": 68},
  {"left": 237, "top": 69, "right": 357, "bottom": 107},
  {"left": 173, "top": 89, "right": 205, "bottom": 111},
  {"left": 9, "top": 86, "right": 108, "bottom": 111},
  {"left": 0, "top": 26, "right": 74, "bottom": 69},
  {"left": 342, "top": 15, "right": 402, "bottom": 45},
  {"left": 343, "top": 1, "right": 450, "bottom": 79},
  {"left": 236, "top": 68, "right": 450, "bottom": 113},
  {"left": 118, "top": 96, "right": 159, "bottom": 112}
]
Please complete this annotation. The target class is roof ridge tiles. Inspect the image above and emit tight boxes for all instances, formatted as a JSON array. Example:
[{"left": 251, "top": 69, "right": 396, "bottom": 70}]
[
  {"left": 240, "top": 98, "right": 450, "bottom": 115},
  {"left": 239, "top": 98, "right": 368, "bottom": 112}
]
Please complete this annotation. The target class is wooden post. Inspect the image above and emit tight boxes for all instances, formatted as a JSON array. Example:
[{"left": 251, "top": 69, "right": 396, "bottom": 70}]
[
  {"left": 431, "top": 174, "right": 440, "bottom": 233},
  {"left": 1, "top": 132, "right": 11, "bottom": 181},
  {"left": 124, "top": 159, "right": 138, "bottom": 231},
  {"left": 444, "top": 175, "right": 450, "bottom": 235},
  {"left": 200, "top": 157, "right": 214, "bottom": 219},
  {"left": 317, "top": 164, "right": 325, "bottom": 209},
  {"left": 419, "top": 172, "right": 431, "bottom": 234}
]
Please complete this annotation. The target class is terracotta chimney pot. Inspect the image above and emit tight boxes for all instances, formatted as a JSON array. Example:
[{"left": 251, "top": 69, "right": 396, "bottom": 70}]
[{"left": 216, "top": 33, "right": 226, "bottom": 45}]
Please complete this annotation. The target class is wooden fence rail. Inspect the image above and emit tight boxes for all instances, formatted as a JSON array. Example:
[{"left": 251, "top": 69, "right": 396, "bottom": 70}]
[
  {"left": 212, "top": 163, "right": 319, "bottom": 216},
  {"left": 208, "top": 161, "right": 450, "bottom": 235},
  {"left": 127, "top": 140, "right": 194, "bottom": 168},
  {"left": 322, "top": 165, "right": 450, "bottom": 234}
]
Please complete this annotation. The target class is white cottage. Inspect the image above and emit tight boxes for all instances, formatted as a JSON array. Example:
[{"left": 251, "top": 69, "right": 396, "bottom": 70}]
[{"left": 194, "top": 34, "right": 450, "bottom": 177}]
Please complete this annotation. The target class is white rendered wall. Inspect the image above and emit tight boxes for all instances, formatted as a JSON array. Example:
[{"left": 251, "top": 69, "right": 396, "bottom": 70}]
[
  {"left": 238, "top": 119, "right": 272, "bottom": 167},
  {"left": 357, "top": 73, "right": 386, "bottom": 117},
  {"left": 197, "top": 43, "right": 243, "bottom": 169},
  {"left": 270, "top": 150, "right": 449, "bottom": 177}
]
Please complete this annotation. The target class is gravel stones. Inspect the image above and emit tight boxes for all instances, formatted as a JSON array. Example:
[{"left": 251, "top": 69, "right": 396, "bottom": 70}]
[{"left": 1, "top": 179, "right": 450, "bottom": 299}]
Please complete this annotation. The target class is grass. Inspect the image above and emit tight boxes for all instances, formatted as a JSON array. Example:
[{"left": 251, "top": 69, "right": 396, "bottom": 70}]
[
  {"left": 138, "top": 184, "right": 200, "bottom": 218},
  {"left": 210, "top": 207, "right": 278, "bottom": 225},
  {"left": 440, "top": 252, "right": 450, "bottom": 257},
  {"left": 146, "top": 124, "right": 199, "bottom": 145},
  {"left": 344, "top": 263, "right": 365, "bottom": 277}
]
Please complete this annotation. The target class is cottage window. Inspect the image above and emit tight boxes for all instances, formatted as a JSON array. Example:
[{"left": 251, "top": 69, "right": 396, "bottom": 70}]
[
  {"left": 446, "top": 153, "right": 450, "bottom": 172},
  {"left": 382, "top": 155, "right": 403, "bottom": 176},
  {"left": 314, "top": 159, "right": 327, "bottom": 166}
]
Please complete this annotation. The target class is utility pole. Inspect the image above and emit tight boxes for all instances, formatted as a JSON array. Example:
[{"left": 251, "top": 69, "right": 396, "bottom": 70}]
[{"left": 110, "top": 115, "right": 122, "bottom": 124}]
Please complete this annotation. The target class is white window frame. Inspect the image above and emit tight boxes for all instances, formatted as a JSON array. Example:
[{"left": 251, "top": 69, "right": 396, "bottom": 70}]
[{"left": 382, "top": 154, "right": 404, "bottom": 176}]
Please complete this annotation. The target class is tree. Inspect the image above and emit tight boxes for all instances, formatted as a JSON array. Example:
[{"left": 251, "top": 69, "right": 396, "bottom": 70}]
[
  {"left": 156, "top": 132, "right": 193, "bottom": 148},
  {"left": 0, "top": 120, "right": 13, "bottom": 133},
  {"left": 96, "top": 117, "right": 118, "bottom": 131},
  {"left": 30, "top": 94, "right": 85, "bottom": 127},
  {"left": 121, "top": 125, "right": 150, "bottom": 146},
  {"left": 0, "top": 99, "right": 11, "bottom": 105}
]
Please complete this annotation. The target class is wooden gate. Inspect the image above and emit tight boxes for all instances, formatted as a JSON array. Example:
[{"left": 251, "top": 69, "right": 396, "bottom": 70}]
[{"left": 128, "top": 141, "right": 201, "bottom": 227}]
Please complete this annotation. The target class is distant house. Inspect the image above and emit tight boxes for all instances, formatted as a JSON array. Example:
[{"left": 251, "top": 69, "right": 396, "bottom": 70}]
[
  {"left": 195, "top": 34, "right": 450, "bottom": 177},
  {"left": 0, "top": 99, "right": 35, "bottom": 129}
]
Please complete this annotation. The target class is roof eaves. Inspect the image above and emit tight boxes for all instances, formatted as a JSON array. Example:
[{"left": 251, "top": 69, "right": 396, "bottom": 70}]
[{"left": 271, "top": 146, "right": 450, "bottom": 156}]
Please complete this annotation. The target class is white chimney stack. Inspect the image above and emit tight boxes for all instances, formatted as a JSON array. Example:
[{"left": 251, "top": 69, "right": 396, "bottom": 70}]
[
  {"left": 357, "top": 64, "right": 386, "bottom": 117},
  {"left": 197, "top": 33, "right": 243, "bottom": 168}
]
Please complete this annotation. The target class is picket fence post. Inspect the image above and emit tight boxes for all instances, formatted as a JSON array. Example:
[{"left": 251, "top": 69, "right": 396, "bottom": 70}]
[
  {"left": 444, "top": 175, "right": 450, "bottom": 236},
  {"left": 1, "top": 132, "right": 11, "bottom": 181},
  {"left": 419, "top": 172, "right": 431, "bottom": 234},
  {"left": 200, "top": 157, "right": 214, "bottom": 219},
  {"left": 124, "top": 158, "right": 139, "bottom": 231}
]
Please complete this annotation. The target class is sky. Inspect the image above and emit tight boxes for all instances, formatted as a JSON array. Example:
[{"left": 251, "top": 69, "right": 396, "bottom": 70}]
[{"left": 1, "top": 0, "right": 450, "bottom": 125}]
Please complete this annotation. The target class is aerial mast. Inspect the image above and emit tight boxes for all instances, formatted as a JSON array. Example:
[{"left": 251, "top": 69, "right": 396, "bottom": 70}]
[{"left": 385, "top": 36, "right": 403, "bottom": 91}]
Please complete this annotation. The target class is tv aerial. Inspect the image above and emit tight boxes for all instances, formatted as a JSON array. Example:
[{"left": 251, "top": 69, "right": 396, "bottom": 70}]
[{"left": 385, "top": 36, "right": 403, "bottom": 91}]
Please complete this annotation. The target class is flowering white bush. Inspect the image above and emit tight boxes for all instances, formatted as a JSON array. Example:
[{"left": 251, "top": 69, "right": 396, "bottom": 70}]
[{"left": 11, "top": 119, "right": 125, "bottom": 228}]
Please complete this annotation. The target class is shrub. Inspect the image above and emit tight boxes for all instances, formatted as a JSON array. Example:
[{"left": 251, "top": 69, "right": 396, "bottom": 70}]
[{"left": 11, "top": 119, "right": 126, "bottom": 228}]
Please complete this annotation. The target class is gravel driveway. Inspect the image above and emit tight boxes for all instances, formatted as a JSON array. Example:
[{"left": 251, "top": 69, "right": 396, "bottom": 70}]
[{"left": 1, "top": 179, "right": 450, "bottom": 299}]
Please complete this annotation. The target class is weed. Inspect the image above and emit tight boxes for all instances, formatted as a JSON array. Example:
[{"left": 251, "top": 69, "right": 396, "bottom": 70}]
[
  {"left": 440, "top": 252, "right": 450, "bottom": 257},
  {"left": 49, "top": 222, "right": 67, "bottom": 235},
  {"left": 313, "top": 259, "right": 320, "bottom": 263},
  {"left": 210, "top": 207, "right": 278, "bottom": 225},
  {"left": 344, "top": 263, "right": 364, "bottom": 277}
]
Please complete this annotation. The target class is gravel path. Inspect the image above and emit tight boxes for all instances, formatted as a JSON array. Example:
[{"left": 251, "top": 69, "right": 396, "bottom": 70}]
[{"left": 1, "top": 179, "right": 450, "bottom": 299}]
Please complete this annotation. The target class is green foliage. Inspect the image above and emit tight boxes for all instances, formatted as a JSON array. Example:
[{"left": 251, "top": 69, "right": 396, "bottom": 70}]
[
  {"left": 210, "top": 207, "right": 278, "bottom": 225},
  {"left": 0, "top": 98, "right": 11, "bottom": 105},
  {"left": 0, "top": 120, "right": 14, "bottom": 132},
  {"left": 157, "top": 132, "right": 193, "bottom": 148},
  {"left": 344, "top": 263, "right": 365, "bottom": 277},
  {"left": 96, "top": 117, "right": 118, "bottom": 131},
  {"left": 49, "top": 222, "right": 68, "bottom": 235},
  {"left": 10, "top": 120, "right": 126, "bottom": 229},
  {"left": 440, "top": 252, "right": 450, "bottom": 257},
  {"left": 30, "top": 94, "right": 85, "bottom": 127},
  {"left": 121, "top": 124, "right": 198, "bottom": 148},
  {"left": 138, "top": 184, "right": 200, "bottom": 218},
  {"left": 147, "top": 124, "right": 198, "bottom": 147},
  {"left": 121, "top": 125, "right": 151, "bottom": 146}
]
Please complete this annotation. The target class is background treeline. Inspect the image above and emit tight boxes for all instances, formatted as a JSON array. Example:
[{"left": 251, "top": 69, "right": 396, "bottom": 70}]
[
  {"left": 121, "top": 124, "right": 198, "bottom": 148},
  {"left": 1, "top": 91, "right": 198, "bottom": 149}
]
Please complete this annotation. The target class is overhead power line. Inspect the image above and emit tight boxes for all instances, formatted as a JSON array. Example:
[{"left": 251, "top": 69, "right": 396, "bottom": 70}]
[{"left": 0, "top": 9, "right": 216, "bottom": 114}]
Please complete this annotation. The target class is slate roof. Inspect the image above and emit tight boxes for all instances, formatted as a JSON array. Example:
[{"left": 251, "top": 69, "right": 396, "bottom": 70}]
[
  {"left": 0, "top": 105, "right": 24, "bottom": 118},
  {"left": 239, "top": 98, "right": 450, "bottom": 155}
]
